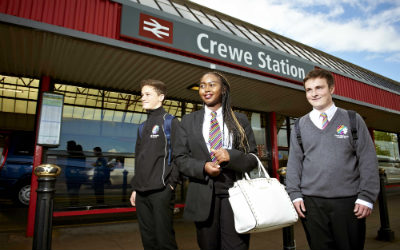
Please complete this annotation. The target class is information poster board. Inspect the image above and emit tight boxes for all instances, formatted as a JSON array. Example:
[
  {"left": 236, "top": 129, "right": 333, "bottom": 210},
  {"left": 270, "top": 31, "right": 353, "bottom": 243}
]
[{"left": 37, "top": 92, "right": 64, "bottom": 147}]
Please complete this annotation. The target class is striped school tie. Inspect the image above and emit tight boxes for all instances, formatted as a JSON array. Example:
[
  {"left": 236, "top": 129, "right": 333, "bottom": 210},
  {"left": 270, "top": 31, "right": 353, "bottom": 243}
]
[
  {"left": 320, "top": 112, "right": 328, "bottom": 129},
  {"left": 209, "top": 111, "right": 222, "bottom": 162}
]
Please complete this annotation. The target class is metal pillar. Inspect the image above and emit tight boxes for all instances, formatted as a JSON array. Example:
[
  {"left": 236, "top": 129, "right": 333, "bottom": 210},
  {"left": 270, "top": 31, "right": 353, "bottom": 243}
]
[
  {"left": 32, "top": 164, "right": 61, "bottom": 250},
  {"left": 122, "top": 169, "right": 128, "bottom": 202},
  {"left": 377, "top": 167, "right": 395, "bottom": 241},
  {"left": 278, "top": 167, "right": 296, "bottom": 250}
]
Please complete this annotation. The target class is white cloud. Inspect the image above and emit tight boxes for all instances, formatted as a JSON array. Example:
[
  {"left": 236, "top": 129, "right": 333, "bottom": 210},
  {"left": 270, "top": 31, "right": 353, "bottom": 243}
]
[{"left": 189, "top": 0, "right": 400, "bottom": 53}]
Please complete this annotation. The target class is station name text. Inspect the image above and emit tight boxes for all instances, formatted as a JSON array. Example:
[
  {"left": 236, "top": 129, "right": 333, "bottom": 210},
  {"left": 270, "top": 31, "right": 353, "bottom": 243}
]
[{"left": 197, "top": 33, "right": 306, "bottom": 80}]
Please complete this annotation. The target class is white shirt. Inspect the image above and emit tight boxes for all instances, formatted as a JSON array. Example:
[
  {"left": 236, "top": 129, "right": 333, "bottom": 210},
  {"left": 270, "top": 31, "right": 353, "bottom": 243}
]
[
  {"left": 309, "top": 103, "right": 337, "bottom": 129},
  {"left": 202, "top": 106, "right": 232, "bottom": 151},
  {"left": 293, "top": 103, "right": 373, "bottom": 209}
]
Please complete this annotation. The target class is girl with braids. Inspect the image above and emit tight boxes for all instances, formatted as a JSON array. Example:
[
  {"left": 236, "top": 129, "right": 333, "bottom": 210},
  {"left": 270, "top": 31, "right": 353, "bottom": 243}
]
[{"left": 175, "top": 71, "right": 258, "bottom": 250}]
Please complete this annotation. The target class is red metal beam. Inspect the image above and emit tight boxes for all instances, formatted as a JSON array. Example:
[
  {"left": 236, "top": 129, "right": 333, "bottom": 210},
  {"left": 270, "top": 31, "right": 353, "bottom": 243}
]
[
  {"left": 52, "top": 204, "right": 185, "bottom": 217},
  {"left": 26, "top": 76, "right": 50, "bottom": 237},
  {"left": 269, "top": 112, "right": 280, "bottom": 179}
]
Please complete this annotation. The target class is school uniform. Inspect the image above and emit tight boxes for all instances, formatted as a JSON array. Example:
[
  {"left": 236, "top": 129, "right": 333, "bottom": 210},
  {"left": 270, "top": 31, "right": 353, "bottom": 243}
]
[
  {"left": 131, "top": 107, "right": 180, "bottom": 250},
  {"left": 175, "top": 106, "right": 258, "bottom": 250},
  {"left": 286, "top": 104, "right": 380, "bottom": 250}
]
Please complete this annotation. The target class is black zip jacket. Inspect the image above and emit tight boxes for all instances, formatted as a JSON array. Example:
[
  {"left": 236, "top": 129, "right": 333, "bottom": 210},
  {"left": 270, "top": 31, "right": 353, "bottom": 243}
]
[{"left": 131, "top": 107, "right": 180, "bottom": 192}]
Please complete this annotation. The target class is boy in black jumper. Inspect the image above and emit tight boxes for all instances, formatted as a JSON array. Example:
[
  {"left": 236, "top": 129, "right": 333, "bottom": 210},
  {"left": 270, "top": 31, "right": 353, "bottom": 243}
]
[
  {"left": 286, "top": 69, "right": 379, "bottom": 250},
  {"left": 130, "top": 79, "right": 179, "bottom": 250}
]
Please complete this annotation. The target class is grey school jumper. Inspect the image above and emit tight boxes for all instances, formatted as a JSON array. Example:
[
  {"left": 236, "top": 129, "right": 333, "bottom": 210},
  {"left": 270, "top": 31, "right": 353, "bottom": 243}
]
[{"left": 286, "top": 108, "right": 379, "bottom": 204}]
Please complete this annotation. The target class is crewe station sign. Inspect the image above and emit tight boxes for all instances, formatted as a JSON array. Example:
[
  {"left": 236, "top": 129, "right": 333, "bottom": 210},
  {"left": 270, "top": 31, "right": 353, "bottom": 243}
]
[{"left": 119, "top": 2, "right": 315, "bottom": 82}]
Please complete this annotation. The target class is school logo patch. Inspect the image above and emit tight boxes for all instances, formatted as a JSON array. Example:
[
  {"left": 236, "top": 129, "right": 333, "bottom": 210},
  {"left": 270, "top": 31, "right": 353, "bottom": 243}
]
[
  {"left": 335, "top": 125, "right": 349, "bottom": 139},
  {"left": 150, "top": 125, "right": 160, "bottom": 138},
  {"left": 336, "top": 125, "right": 348, "bottom": 135}
]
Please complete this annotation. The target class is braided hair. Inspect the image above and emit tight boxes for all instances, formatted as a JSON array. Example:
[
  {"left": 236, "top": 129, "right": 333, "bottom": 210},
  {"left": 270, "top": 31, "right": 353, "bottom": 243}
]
[{"left": 202, "top": 72, "right": 249, "bottom": 153}]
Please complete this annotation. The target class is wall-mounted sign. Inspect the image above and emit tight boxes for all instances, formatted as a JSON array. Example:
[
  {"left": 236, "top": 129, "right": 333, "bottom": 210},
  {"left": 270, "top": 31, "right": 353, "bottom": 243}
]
[
  {"left": 37, "top": 92, "right": 64, "bottom": 147},
  {"left": 139, "top": 13, "right": 174, "bottom": 44},
  {"left": 118, "top": 1, "right": 315, "bottom": 82}
]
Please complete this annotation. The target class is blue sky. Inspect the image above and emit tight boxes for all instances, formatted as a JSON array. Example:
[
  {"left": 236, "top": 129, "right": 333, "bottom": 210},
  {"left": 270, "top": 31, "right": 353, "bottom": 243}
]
[{"left": 190, "top": 0, "right": 400, "bottom": 82}]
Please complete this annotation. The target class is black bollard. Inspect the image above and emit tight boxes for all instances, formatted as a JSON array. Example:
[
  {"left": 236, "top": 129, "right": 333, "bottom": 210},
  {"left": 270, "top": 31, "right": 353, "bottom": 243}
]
[
  {"left": 32, "top": 164, "right": 61, "bottom": 250},
  {"left": 278, "top": 167, "right": 296, "bottom": 250},
  {"left": 122, "top": 169, "right": 128, "bottom": 202},
  {"left": 377, "top": 167, "right": 395, "bottom": 241}
]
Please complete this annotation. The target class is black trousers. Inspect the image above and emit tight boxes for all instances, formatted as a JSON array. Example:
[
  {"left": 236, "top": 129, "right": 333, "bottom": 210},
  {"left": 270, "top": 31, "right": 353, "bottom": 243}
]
[
  {"left": 136, "top": 187, "right": 178, "bottom": 250},
  {"left": 302, "top": 196, "right": 366, "bottom": 250},
  {"left": 195, "top": 195, "right": 250, "bottom": 250}
]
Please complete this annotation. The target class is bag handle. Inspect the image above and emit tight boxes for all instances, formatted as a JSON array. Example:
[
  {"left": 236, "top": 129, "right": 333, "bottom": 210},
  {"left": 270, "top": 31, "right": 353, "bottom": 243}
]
[{"left": 243, "top": 153, "right": 270, "bottom": 180}]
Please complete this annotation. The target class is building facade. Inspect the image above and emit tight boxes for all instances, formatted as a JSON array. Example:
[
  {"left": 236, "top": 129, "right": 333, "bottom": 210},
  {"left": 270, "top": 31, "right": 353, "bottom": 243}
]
[{"left": 0, "top": 0, "right": 399, "bottom": 236}]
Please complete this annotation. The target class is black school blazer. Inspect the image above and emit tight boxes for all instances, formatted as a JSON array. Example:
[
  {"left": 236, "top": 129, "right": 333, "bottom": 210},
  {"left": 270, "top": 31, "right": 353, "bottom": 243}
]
[{"left": 174, "top": 108, "right": 258, "bottom": 222}]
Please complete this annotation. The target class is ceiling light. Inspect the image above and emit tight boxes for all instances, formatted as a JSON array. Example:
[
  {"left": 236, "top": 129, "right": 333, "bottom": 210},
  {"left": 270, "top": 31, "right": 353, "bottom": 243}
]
[
  {"left": 104, "top": 101, "right": 121, "bottom": 105},
  {"left": 187, "top": 84, "right": 199, "bottom": 91},
  {"left": 0, "top": 88, "right": 23, "bottom": 93}
]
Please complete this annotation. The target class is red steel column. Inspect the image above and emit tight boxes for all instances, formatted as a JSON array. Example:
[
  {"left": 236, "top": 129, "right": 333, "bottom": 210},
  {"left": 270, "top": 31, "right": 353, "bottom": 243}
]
[
  {"left": 369, "top": 128, "right": 375, "bottom": 142},
  {"left": 26, "top": 76, "right": 51, "bottom": 237},
  {"left": 269, "top": 112, "right": 280, "bottom": 179}
]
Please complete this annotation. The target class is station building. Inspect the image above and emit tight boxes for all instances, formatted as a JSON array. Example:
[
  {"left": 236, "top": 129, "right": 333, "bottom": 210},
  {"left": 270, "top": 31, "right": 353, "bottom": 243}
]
[{"left": 0, "top": 0, "right": 399, "bottom": 235}]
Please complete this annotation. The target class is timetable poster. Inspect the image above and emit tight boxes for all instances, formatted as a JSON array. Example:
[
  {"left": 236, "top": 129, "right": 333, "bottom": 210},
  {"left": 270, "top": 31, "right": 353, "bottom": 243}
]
[{"left": 37, "top": 92, "right": 64, "bottom": 147}]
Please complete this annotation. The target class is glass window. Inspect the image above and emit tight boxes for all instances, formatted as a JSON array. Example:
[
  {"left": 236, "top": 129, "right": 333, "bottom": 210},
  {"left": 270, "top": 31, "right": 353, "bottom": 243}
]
[
  {"left": 236, "top": 25, "right": 261, "bottom": 44},
  {"left": 48, "top": 83, "right": 189, "bottom": 210},
  {"left": 277, "top": 115, "right": 296, "bottom": 169},
  {"left": 260, "top": 33, "right": 285, "bottom": 52},
  {"left": 250, "top": 112, "right": 268, "bottom": 159},
  {"left": 301, "top": 48, "right": 320, "bottom": 64},
  {"left": 220, "top": 19, "right": 248, "bottom": 39},
  {"left": 156, "top": 0, "right": 180, "bottom": 16},
  {"left": 277, "top": 116, "right": 289, "bottom": 147},
  {"left": 288, "top": 44, "right": 310, "bottom": 61},
  {"left": 184, "top": 102, "right": 201, "bottom": 114},
  {"left": 374, "top": 131, "right": 400, "bottom": 184},
  {"left": 172, "top": 2, "right": 199, "bottom": 23},
  {"left": 272, "top": 38, "right": 297, "bottom": 56},
  {"left": 342, "top": 64, "right": 359, "bottom": 78},
  {"left": 53, "top": 86, "right": 144, "bottom": 154},
  {"left": 190, "top": 8, "right": 216, "bottom": 29},
  {"left": 0, "top": 75, "right": 39, "bottom": 115},
  {"left": 375, "top": 131, "right": 400, "bottom": 161},
  {"left": 248, "top": 29, "right": 273, "bottom": 48},
  {"left": 307, "top": 50, "right": 328, "bottom": 66},
  {"left": 46, "top": 83, "right": 277, "bottom": 210},
  {"left": 351, "top": 69, "right": 365, "bottom": 80},
  {"left": 278, "top": 150, "right": 289, "bottom": 168},
  {"left": 334, "top": 61, "right": 353, "bottom": 76},
  {"left": 138, "top": 0, "right": 160, "bottom": 10},
  {"left": 279, "top": 40, "right": 305, "bottom": 58},
  {"left": 324, "top": 57, "right": 342, "bottom": 72},
  {"left": 314, "top": 53, "right": 337, "bottom": 69},
  {"left": 206, "top": 14, "right": 232, "bottom": 34}
]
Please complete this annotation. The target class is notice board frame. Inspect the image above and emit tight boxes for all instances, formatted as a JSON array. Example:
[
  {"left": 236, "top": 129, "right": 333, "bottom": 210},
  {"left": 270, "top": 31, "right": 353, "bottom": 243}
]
[{"left": 37, "top": 92, "right": 64, "bottom": 147}]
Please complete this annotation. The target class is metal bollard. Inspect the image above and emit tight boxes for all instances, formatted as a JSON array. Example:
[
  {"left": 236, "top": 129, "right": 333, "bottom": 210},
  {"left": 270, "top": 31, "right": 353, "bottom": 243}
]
[
  {"left": 122, "top": 169, "right": 128, "bottom": 202},
  {"left": 278, "top": 167, "right": 296, "bottom": 250},
  {"left": 32, "top": 164, "right": 61, "bottom": 250},
  {"left": 377, "top": 167, "right": 395, "bottom": 241}
]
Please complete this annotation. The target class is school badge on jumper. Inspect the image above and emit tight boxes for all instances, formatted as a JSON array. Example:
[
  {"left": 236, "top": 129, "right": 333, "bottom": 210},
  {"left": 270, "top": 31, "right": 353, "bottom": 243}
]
[
  {"left": 337, "top": 125, "right": 348, "bottom": 135},
  {"left": 335, "top": 125, "right": 349, "bottom": 139},
  {"left": 150, "top": 125, "right": 160, "bottom": 138}
]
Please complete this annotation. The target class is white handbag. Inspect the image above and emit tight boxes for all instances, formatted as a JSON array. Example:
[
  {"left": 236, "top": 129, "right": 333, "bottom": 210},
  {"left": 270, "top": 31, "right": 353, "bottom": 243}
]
[{"left": 228, "top": 153, "right": 298, "bottom": 234}]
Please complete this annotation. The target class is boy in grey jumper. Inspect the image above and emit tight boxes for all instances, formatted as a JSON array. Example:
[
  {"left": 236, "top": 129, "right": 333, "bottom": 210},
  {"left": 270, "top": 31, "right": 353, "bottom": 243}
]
[{"left": 286, "top": 68, "right": 379, "bottom": 250}]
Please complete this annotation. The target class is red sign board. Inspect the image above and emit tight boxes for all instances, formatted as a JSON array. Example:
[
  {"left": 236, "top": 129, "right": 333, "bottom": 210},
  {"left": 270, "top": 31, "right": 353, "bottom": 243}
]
[{"left": 139, "top": 13, "right": 174, "bottom": 44}]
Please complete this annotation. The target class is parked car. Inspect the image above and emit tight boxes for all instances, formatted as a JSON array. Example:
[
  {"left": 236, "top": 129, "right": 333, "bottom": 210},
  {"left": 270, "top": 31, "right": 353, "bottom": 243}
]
[
  {"left": 0, "top": 131, "right": 136, "bottom": 206},
  {"left": 378, "top": 156, "right": 400, "bottom": 184},
  {"left": 0, "top": 131, "right": 35, "bottom": 206}
]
